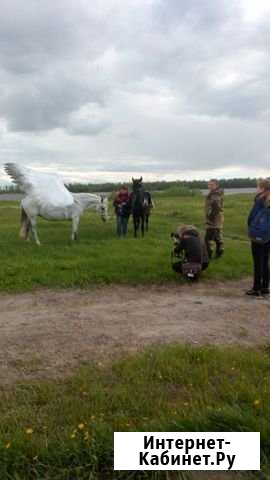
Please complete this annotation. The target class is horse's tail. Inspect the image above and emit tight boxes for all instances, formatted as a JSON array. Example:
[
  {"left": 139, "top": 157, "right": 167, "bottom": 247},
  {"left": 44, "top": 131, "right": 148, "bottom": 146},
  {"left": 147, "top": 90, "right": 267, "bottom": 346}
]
[{"left": 20, "top": 207, "right": 29, "bottom": 239}]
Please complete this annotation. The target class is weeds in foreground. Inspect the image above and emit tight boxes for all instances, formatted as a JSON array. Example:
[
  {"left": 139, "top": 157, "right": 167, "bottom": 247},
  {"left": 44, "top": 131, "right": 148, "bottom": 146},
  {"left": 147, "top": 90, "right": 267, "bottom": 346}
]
[{"left": 0, "top": 344, "right": 269, "bottom": 479}]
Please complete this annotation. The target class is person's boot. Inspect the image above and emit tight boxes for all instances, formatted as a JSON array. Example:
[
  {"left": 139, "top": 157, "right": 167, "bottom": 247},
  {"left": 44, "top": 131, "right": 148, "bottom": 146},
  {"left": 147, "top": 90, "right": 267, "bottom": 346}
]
[
  {"left": 245, "top": 289, "right": 261, "bottom": 297},
  {"left": 216, "top": 245, "right": 224, "bottom": 258},
  {"left": 206, "top": 245, "right": 212, "bottom": 260}
]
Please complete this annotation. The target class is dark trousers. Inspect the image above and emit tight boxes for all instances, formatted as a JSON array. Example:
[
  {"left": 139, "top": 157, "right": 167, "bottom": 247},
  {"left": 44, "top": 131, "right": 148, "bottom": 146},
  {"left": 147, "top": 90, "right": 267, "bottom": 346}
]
[
  {"left": 251, "top": 241, "right": 270, "bottom": 291},
  {"left": 205, "top": 228, "right": 224, "bottom": 257},
  {"left": 116, "top": 215, "right": 129, "bottom": 236}
]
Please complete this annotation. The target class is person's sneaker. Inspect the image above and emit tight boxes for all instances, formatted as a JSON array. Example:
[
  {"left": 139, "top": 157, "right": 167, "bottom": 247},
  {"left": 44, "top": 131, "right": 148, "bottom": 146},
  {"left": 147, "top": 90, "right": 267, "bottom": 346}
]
[
  {"left": 261, "top": 288, "right": 270, "bottom": 295},
  {"left": 215, "top": 250, "right": 224, "bottom": 258},
  {"left": 245, "top": 289, "right": 261, "bottom": 297}
]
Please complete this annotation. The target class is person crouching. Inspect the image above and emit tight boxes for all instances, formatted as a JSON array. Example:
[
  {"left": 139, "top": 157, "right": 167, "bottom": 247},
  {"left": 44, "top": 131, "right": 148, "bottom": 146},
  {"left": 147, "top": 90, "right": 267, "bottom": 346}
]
[{"left": 171, "top": 225, "right": 209, "bottom": 280}]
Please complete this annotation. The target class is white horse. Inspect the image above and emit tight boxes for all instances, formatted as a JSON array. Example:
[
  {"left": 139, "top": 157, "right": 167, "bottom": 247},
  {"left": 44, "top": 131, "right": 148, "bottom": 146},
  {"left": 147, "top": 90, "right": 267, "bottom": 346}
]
[
  {"left": 5, "top": 163, "right": 108, "bottom": 245},
  {"left": 20, "top": 192, "right": 108, "bottom": 245}
]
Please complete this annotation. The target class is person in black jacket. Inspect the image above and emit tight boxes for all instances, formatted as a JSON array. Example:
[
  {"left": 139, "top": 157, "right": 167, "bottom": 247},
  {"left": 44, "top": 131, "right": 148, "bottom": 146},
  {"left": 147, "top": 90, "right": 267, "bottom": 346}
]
[{"left": 171, "top": 225, "right": 209, "bottom": 280}]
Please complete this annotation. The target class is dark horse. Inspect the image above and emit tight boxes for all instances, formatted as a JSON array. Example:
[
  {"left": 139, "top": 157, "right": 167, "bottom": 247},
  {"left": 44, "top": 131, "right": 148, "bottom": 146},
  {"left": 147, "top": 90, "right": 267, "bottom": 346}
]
[{"left": 131, "top": 177, "right": 153, "bottom": 237}]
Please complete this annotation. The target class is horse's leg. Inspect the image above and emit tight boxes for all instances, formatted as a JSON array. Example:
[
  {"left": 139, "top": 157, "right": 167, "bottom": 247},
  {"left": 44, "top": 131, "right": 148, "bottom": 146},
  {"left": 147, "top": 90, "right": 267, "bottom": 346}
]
[
  {"left": 141, "top": 215, "right": 145, "bottom": 237},
  {"left": 25, "top": 219, "right": 32, "bottom": 241},
  {"left": 145, "top": 207, "right": 150, "bottom": 232},
  {"left": 145, "top": 214, "right": 149, "bottom": 232},
  {"left": 133, "top": 215, "right": 137, "bottom": 238},
  {"left": 20, "top": 207, "right": 29, "bottom": 240},
  {"left": 136, "top": 218, "right": 140, "bottom": 237},
  {"left": 72, "top": 215, "right": 80, "bottom": 241},
  {"left": 29, "top": 216, "right": 41, "bottom": 246}
]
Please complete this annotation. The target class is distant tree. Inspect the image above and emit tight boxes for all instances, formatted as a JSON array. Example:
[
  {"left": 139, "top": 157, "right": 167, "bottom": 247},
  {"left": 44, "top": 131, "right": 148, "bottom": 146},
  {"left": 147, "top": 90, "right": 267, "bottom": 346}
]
[{"left": 0, "top": 184, "right": 22, "bottom": 193}]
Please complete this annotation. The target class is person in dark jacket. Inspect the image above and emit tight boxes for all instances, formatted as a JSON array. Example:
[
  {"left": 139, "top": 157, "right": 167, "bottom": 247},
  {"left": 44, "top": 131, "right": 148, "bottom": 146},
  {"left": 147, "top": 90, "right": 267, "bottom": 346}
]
[
  {"left": 171, "top": 225, "right": 209, "bottom": 280},
  {"left": 113, "top": 186, "right": 131, "bottom": 237},
  {"left": 205, "top": 179, "right": 224, "bottom": 258},
  {"left": 246, "top": 178, "right": 270, "bottom": 296}
]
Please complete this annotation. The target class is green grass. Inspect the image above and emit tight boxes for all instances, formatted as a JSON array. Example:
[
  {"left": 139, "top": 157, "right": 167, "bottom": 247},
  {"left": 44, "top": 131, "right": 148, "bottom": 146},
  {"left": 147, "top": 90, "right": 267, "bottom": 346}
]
[
  {"left": 0, "top": 194, "right": 265, "bottom": 479},
  {"left": 0, "top": 194, "right": 253, "bottom": 292},
  {"left": 0, "top": 344, "right": 268, "bottom": 479}
]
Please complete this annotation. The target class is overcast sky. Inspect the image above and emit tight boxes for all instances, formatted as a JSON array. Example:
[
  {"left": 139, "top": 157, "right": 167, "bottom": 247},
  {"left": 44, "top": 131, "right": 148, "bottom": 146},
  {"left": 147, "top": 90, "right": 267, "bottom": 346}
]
[{"left": 1, "top": 0, "right": 270, "bottom": 184}]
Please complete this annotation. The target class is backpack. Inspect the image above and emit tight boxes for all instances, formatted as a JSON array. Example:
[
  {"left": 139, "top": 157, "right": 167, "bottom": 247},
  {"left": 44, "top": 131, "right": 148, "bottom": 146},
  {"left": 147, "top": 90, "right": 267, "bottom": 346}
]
[{"left": 248, "top": 198, "right": 270, "bottom": 244}]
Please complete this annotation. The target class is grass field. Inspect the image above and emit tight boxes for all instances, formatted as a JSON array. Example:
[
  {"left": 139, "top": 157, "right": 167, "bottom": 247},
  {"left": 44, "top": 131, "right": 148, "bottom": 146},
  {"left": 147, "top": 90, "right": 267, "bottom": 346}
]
[
  {"left": 1, "top": 193, "right": 266, "bottom": 480},
  {"left": 0, "top": 344, "right": 269, "bottom": 479},
  {"left": 0, "top": 193, "right": 253, "bottom": 292}
]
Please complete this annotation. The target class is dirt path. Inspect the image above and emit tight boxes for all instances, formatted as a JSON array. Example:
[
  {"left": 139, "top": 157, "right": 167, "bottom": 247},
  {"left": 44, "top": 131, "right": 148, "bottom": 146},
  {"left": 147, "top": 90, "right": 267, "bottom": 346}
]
[{"left": 0, "top": 279, "right": 269, "bottom": 385}]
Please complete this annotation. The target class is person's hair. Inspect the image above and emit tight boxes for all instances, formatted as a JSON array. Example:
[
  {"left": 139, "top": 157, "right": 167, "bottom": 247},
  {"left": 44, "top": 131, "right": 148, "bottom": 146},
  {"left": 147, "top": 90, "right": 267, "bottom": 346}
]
[
  {"left": 209, "top": 179, "right": 219, "bottom": 186},
  {"left": 176, "top": 224, "right": 198, "bottom": 237},
  {"left": 258, "top": 178, "right": 270, "bottom": 191}
]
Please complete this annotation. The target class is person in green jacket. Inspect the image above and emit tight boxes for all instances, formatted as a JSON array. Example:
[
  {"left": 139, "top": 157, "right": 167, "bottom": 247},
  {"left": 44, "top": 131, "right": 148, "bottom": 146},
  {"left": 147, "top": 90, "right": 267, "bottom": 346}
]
[{"left": 205, "top": 179, "right": 224, "bottom": 259}]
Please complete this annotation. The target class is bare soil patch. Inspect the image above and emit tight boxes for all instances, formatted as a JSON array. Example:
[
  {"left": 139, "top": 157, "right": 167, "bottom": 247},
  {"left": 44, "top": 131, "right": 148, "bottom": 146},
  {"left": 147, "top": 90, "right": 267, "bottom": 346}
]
[{"left": 0, "top": 279, "right": 269, "bottom": 385}]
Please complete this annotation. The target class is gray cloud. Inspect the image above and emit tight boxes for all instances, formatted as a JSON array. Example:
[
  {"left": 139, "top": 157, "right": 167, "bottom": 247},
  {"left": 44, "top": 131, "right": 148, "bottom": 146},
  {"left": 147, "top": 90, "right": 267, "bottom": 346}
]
[{"left": 0, "top": 0, "right": 270, "bottom": 181}]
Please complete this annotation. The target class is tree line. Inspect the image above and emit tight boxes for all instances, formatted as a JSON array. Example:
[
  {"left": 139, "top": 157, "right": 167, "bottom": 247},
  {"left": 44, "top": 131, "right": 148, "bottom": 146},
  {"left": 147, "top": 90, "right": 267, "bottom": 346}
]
[
  {"left": 65, "top": 178, "right": 257, "bottom": 192},
  {"left": 0, "top": 178, "right": 257, "bottom": 194}
]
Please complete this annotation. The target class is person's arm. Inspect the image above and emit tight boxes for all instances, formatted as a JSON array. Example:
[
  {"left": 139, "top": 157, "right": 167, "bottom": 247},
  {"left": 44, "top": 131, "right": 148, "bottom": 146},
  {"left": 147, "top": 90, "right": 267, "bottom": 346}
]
[
  {"left": 113, "top": 194, "right": 119, "bottom": 207},
  {"left": 174, "top": 238, "right": 184, "bottom": 256},
  {"left": 113, "top": 194, "right": 121, "bottom": 212},
  {"left": 209, "top": 194, "right": 221, "bottom": 220}
]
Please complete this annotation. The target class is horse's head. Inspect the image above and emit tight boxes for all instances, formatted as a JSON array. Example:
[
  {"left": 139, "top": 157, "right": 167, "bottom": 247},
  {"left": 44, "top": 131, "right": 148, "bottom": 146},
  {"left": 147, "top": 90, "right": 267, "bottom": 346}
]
[
  {"left": 98, "top": 195, "right": 109, "bottom": 222},
  {"left": 132, "top": 176, "right": 143, "bottom": 192}
]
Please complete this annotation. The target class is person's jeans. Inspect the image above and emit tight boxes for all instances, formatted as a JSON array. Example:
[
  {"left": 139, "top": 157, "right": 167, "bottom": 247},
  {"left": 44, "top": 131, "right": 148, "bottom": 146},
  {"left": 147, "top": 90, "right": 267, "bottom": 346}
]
[
  {"left": 116, "top": 215, "right": 129, "bottom": 236},
  {"left": 251, "top": 241, "right": 270, "bottom": 291}
]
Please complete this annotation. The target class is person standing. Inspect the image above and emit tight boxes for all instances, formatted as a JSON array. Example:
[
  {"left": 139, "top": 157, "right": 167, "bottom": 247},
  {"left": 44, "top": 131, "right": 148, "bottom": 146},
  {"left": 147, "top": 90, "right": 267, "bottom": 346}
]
[
  {"left": 205, "top": 179, "right": 224, "bottom": 259},
  {"left": 246, "top": 178, "right": 270, "bottom": 296},
  {"left": 113, "top": 185, "right": 131, "bottom": 237}
]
